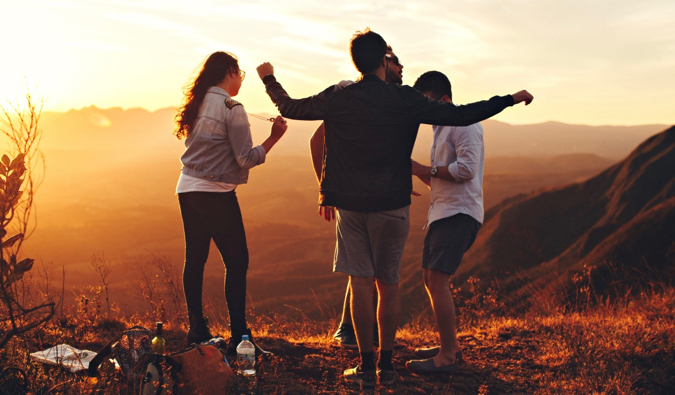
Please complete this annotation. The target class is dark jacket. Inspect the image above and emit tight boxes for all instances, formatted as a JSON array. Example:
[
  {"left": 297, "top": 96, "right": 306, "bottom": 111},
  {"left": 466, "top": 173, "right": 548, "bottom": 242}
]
[{"left": 263, "top": 74, "right": 514, "bottom": 212}]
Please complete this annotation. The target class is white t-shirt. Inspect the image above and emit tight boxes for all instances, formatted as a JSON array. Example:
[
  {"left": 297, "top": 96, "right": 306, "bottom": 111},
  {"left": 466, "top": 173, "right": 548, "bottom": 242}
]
[{"left": 176, "top": 173, "right": 237, "bottom": 194}]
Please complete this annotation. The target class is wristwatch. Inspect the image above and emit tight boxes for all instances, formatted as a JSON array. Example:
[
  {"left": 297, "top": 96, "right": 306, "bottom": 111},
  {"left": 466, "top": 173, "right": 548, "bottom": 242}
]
[{"left": 430, "top": 166, "right": 438, "bottom": 177}]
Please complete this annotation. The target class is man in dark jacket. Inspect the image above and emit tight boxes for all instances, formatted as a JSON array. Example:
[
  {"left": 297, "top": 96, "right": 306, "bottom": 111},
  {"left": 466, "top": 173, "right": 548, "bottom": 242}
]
[
  {"left": 310, "top": 45, "right": 405, "bottom": 352},
  {"left": 257, "top": 29, "right": 533, "bottom": 388}
]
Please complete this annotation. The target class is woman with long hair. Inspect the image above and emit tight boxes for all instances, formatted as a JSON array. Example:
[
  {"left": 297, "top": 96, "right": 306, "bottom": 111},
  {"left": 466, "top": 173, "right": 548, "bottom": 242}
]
[{"left": 175, "top": 51, "right": 286, "bottom": 355}]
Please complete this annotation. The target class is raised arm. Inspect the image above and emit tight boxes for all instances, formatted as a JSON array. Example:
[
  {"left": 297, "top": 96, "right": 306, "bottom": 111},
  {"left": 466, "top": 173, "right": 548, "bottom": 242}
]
[
  {"left": 257, "top": 62, "right": 331, "bottom": 121},
  {"left": 308, "top": 79, "right": 353, "bottom": 182},
  {"left": 403, "top": 86, "right": 533, "bottom": 127},
  {"left": 227, "top": 105, "right": 267, "bottom": 170},
  {"left": 260, "top": 116, "right": 288, "bottom": 154}
]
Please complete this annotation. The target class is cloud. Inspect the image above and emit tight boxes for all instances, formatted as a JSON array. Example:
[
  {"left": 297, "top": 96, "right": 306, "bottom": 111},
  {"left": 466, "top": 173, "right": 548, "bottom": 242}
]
[
  {"left": 105, "top": 11, "right": 197, "bottom": 36},
  {"left": 3, "top": 0, "right": 674, "bottom": 124}
]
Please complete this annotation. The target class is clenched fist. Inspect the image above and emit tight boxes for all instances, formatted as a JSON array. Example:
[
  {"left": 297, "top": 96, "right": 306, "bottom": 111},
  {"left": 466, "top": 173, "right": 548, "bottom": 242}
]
[
  {"left": 512, "top": 90, "right": 534, "bottom": 105},
  {"left": 257, "top": 63, "right": 274, "bottom": 80}
]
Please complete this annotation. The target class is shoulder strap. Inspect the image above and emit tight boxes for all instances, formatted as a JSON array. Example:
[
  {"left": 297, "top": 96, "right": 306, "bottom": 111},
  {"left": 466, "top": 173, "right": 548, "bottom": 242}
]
[
  {"left": 87, "top": 339, "right": 116, "bottom": 377},
  {"left": 163, "top": 355, "right": 182, "bottom": 372}
]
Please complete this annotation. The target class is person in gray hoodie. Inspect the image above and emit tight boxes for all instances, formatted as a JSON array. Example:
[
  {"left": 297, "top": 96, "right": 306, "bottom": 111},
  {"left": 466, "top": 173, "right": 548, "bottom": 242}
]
[{"left": 174, "top": 51, "right": 287, "bottom": 356}]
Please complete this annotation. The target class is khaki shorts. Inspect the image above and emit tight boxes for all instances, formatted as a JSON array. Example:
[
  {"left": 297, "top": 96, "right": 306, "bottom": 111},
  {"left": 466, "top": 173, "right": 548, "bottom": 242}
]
[{"left": 333, "top": 206, "right": 410, "bottom": 284}]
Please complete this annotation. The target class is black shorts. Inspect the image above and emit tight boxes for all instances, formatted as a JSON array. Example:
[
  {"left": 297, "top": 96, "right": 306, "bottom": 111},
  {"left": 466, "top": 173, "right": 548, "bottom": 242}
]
[{"left": 422, "top": 213, "right": 481, "bottom": 276}]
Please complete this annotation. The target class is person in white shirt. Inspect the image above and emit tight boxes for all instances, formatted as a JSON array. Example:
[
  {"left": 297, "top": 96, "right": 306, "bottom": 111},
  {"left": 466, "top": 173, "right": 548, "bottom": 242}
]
[{"left": 407, "top": 71, "right": 485, "bottom": 374}]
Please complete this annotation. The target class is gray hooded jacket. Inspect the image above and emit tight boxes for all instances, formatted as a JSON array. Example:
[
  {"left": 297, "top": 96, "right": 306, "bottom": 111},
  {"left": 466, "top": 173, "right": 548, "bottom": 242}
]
[{"left": 180, "top": 86, "right": 266, "bottom": 184}]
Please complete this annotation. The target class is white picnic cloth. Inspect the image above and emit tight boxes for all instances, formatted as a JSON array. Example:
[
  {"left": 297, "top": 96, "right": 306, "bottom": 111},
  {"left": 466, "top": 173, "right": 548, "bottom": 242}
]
[{"left": 29, "top": 344, "right": 96, "bottom": 373}]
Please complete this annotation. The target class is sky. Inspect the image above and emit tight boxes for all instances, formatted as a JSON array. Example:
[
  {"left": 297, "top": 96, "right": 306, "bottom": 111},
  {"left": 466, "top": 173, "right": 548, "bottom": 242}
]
[{"left": 1, "top": 0, "right": 674, "bottom": 126}]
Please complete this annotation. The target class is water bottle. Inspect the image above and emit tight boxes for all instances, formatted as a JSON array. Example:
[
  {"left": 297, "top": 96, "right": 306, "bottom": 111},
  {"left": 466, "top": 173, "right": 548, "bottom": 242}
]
[{"left": 236, "top": 335, "right": 256, "bottom": 377}]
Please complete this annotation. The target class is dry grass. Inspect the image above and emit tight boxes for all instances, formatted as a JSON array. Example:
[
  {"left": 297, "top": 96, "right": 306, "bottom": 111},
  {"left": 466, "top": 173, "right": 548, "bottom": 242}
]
[{"left": 1, "top": 285, "right": 673, "bottom": 394}]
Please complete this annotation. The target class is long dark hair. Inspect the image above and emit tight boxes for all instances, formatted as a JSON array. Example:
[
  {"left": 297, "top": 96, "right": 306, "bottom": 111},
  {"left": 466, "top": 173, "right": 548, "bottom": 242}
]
[{"left": 174, "top": 51, "right": 239, "bottom": 139}]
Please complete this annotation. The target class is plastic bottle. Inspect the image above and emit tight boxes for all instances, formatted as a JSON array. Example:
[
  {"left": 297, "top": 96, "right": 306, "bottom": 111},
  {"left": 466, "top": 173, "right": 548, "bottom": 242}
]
[
  {"left": 151, "top": 322, "right": 166, "bottom": 355},
  {"left": 236, "top": 335, "right": 256, "bottom": 377}
]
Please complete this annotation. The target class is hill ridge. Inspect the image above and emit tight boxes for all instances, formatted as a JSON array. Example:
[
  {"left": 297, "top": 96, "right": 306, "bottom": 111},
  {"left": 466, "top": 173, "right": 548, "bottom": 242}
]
[{"left": 457, "top": 126, "right": 675, "bottom": 297}]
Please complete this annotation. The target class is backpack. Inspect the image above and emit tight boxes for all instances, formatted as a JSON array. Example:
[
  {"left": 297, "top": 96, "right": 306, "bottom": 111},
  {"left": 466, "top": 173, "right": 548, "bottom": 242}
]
[{"left": 88, "top": 326, "right": 154, "bottom": 383}]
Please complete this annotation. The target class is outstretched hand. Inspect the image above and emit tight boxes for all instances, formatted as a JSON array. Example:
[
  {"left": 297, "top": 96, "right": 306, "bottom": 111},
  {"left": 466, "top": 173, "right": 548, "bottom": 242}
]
[
  {"left": 257, "top": 63, "right": 274, "bottom": 80},
  {"left": 512, "top": 90, "right": 534, "bottom": 105},
  {"left": 319, "top": 206, "right": 336, "bottom": 222}
]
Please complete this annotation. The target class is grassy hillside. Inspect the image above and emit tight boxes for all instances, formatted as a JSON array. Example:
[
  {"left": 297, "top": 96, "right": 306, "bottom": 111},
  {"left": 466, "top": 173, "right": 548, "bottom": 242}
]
[
  {"left": 1, "top": 281, "right": 673, "bottom": 394},
  {"left": 2, "top": 108, "right": 673, "bottom": 393}
]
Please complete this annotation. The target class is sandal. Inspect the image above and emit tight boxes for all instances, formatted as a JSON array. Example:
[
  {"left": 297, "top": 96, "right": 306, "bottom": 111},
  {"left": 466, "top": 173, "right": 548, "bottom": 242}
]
[
  {"left": 405, "top": 357, "right": 458, "bottom": 374},
  {"left": 414, "top": 347, "right": 463, "bottom": 362}
]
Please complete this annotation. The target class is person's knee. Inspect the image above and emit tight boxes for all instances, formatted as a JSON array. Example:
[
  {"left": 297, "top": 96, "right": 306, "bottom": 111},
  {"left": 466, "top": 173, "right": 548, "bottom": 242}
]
[
  {"left": 185, "top": 251, "right": 209, "bottom": 266},
  {"left": 225, "top": 258, "right": 248, "bottom": 279},
  {"left": 426, "top": 270, "right": 451, "bottom": 295}
]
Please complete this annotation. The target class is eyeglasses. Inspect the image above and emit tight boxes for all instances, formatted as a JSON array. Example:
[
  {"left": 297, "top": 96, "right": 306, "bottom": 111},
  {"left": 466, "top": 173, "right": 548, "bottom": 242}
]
[
  {"left": 385, "top": 54, "right": 401, "bottom": 67},
  {"left": 229, "top": 69, "right": 246, "bottom": 81}
]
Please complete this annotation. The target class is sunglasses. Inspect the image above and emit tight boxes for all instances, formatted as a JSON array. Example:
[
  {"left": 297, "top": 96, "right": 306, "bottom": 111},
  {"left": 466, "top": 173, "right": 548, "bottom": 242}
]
[{"left": 385, "top": 54, "right": 401, "bottom": 67}]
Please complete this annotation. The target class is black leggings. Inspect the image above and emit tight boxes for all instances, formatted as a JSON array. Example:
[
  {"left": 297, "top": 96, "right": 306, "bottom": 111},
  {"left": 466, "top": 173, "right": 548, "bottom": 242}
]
[{"left": 178, "top": 191, "right": 248, "bottom": 336}]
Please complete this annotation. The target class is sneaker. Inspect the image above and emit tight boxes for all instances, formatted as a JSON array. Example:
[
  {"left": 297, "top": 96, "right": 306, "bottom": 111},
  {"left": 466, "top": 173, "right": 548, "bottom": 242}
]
[
  {"left": 186, "top": 313, "right": 215, "bottom": 344},
  {"left": 377, "top": 368, "right": 399, "bottom": 386},
  {"left": 333, "top": 324, "right": 358, "bottom": 349},
  {"left": 186, "top": 325, "right": 214, "bottom": 344},
  {"left": 343, "top": 365, "right": 376, "bottom": 388}
]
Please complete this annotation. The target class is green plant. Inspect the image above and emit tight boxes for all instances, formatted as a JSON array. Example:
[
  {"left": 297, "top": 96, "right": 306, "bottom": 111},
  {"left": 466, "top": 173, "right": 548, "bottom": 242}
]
[{"left": 0, "top": 90, "right": 53, "bottom": 348}]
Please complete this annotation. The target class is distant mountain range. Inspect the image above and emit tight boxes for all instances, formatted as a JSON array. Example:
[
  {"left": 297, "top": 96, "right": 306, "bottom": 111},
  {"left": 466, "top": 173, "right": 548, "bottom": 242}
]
[
  {"left": 413, "top": 119, "right": 668, "bottom": 160},
  {"left": 39, "top": 106, "right": 666, "bottom": 159},
  {"left": 456, "top": 126, "right": 675, "bottom": 304}
]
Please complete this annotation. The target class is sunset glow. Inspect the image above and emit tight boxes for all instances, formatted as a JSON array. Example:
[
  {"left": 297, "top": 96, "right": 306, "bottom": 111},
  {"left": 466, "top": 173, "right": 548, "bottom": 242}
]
[{"left": 1, "top": 0, "right": 674, "bottom": 125}]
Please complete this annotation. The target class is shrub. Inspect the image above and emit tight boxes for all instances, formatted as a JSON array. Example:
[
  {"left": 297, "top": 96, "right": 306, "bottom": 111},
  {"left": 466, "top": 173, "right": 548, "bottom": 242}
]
[{"left": 0, "top": 90, "right": 54, "bottom": 348}]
